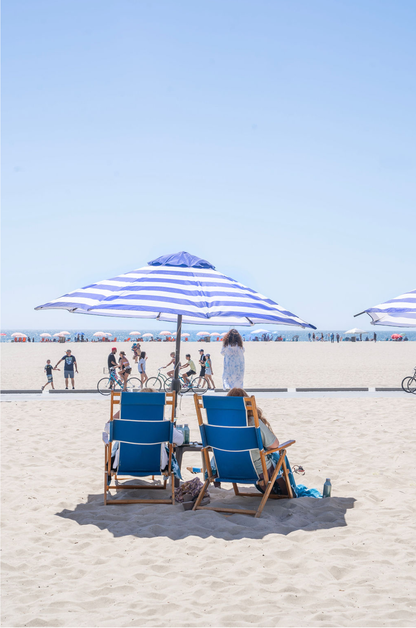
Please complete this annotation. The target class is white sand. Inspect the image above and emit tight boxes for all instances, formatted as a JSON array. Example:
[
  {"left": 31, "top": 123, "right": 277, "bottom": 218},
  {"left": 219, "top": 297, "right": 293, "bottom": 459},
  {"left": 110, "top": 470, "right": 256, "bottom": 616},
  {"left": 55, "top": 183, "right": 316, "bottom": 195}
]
[
  {"left": 1, "top": 340, "right": 415, "bottom": 389},
  {"left": 1, "top": 344, "right": 416, "bottom": 626}
]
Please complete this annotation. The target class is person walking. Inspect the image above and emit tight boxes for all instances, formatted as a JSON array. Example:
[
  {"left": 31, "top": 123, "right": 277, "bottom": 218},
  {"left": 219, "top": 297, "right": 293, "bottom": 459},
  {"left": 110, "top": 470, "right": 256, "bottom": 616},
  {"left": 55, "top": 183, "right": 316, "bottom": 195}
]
[
  {"left": 196, "top": 348, "right": 207, "bottom": 387},
  {"left": 336, "top": 333, "right": 340, "bottom": 343},
  {"left": 204, "top": 353, "right": 215, "bottom": 389},
  {"left": 117, "top": 351, "right": 131, "bottom": 391},
  {"left": 55, "top": 349, "right": 78, "bottom": 389},
  {"left": 108, "top": 347, "right": 118, "bottom": 388},
  {"left": 138, "top": 351, "right": 148, "bottom": 387},
  {"left": 221, "top": 329, "right": 245, "bottom": 390},
  {"left": 41, "top": 360, "right": 59, "bottom": 391}
]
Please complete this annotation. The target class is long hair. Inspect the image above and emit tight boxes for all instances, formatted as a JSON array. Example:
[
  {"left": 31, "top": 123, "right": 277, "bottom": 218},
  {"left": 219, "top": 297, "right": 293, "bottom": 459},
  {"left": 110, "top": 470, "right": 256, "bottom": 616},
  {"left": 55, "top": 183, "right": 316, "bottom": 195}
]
[
  {"left": 226, "top": 388, "right": 274, "bottom": 432},
  {"left": 222, "top": 329, "right": 243, "bottom": 348}
]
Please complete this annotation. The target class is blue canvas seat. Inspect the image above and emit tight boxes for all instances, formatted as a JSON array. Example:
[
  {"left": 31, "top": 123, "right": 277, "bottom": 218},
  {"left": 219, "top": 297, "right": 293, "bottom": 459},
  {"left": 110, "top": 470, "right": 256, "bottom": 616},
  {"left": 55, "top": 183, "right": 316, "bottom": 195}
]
[
  {"left": 193, "top": 394, "right": 295, "bottom": 517},
  {"left": 104, "top": 390, "right": 176, "bottom": 505}
]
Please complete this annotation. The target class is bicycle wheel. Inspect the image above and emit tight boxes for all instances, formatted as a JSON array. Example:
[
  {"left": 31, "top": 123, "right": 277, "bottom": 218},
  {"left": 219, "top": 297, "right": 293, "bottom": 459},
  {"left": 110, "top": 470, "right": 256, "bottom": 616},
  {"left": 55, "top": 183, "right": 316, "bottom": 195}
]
[
  {"left": 407, "top": 377, "right": 416, "bottom": 394},
  {"left": 126, "top": 377, "right": 142, "bottom": 392},
  {"left": 164, "top": 377, "right": 173, "bottom": 392},
  {"left": 146, "top": 377, "right": 162, "bottom": 391},
  {"left": 190, "top": 376, "right": 209, "bottom": 395},
  {"left": 401, "top": 376, "right": 413, "bottom": 393},
  {"left": 97, "top": 378, "right": 114, "bottom": 396}
]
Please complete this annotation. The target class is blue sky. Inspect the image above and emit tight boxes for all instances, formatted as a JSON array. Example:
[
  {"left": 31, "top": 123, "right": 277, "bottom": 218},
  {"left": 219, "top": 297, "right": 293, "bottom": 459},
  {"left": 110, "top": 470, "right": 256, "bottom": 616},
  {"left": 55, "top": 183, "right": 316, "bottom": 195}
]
[{"left": 2, "top": 0, "right": 415, "bottom": 330}]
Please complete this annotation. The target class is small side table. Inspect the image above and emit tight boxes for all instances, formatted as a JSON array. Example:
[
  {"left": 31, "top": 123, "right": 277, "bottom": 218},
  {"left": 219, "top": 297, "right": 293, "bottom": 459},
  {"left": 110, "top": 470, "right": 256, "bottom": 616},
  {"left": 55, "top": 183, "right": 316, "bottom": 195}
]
[{"left": 174, "top": 442, "right": 205, "bottom": 487}]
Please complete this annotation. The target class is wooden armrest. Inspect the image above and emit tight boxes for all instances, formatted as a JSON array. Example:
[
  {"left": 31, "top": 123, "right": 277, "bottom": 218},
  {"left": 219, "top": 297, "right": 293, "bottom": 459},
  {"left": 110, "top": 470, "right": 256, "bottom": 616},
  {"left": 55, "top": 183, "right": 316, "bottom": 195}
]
[{"left": 266, "top": 439, "right": 296, "bottom": 454}]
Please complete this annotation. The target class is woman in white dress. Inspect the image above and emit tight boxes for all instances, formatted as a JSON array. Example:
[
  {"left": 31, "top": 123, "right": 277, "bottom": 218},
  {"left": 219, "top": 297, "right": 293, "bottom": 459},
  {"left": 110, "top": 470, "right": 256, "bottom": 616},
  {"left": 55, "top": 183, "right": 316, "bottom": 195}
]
[{"left": 221, "top": 329, "right": 245, "bottom": 389}]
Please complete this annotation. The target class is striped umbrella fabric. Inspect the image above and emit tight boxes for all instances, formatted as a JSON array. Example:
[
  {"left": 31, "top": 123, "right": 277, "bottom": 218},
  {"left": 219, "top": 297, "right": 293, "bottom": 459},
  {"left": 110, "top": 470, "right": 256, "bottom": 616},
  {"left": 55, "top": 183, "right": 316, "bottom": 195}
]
[
  {"left": 35, "top": 251, "right": 316, "bottom": 329},
  {"left": 355, "top": 289, "right": 416, "bottom": 328}
]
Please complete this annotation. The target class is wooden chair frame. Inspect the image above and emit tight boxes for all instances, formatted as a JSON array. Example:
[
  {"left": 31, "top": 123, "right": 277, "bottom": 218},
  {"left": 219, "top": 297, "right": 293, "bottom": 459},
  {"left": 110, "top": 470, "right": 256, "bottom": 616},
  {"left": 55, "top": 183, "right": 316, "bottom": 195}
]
[
  {"left": 193, "top": 394, "right": 295, "bottom": 517},
  {"left": 104, "top": 390, "right": 176, "bottom": 505}
]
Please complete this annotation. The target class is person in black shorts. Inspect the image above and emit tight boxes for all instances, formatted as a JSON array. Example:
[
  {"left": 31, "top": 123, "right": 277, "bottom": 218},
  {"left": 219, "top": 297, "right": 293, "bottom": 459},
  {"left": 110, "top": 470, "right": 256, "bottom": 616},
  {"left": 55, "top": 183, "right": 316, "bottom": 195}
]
[
  {"left": 180, "top": 354, "right": 196, "bottom": 386},
  {"left": 197, "top": 348, "right": 206, "bottom": 386},
  {"left": 55, "top": 349, "right": 78, "bottom": 389},
  {"left": 118, "top": 351, "right": 131, "bottom": 391}
]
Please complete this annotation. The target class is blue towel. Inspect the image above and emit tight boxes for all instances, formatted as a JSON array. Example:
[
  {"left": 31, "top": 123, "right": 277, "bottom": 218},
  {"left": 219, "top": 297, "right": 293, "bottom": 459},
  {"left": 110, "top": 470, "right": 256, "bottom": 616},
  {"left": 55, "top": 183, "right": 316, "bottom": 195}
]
[{"left": 269, "top": 452, "right": 322, "bottom": 499}]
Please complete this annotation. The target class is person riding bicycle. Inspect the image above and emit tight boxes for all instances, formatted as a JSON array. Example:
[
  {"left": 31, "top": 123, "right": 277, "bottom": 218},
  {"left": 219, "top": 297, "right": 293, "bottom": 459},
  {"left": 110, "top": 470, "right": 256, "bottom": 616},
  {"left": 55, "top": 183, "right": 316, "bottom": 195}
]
[
  {"left": 181, "top": 354, "right": 196, "bottom": 386},
  {"left": 163, "top": 352, "right": 176, "bottom": 377}
]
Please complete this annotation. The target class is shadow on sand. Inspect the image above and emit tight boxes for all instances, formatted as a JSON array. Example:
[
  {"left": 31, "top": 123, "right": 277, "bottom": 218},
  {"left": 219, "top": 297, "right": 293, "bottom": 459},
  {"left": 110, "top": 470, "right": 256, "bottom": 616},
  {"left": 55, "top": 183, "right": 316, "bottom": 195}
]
[{"left": 57, "top": 484, "right": 356, "bottom": 540}]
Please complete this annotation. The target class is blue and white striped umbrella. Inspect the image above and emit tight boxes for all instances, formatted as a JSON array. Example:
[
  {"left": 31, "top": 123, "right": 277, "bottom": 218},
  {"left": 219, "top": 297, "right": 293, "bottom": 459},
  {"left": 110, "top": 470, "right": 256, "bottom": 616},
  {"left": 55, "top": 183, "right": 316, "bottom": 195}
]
[
  {"left": 355, "top": 289, "right": 416, "bottom": 327},
  {"left": 35, "top": 251, "right": 316, "bottom": 329}
]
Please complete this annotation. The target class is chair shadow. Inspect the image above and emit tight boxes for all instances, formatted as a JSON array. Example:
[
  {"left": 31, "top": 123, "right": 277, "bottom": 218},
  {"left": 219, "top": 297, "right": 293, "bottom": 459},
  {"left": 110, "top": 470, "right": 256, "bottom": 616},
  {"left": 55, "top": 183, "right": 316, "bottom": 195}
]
[{"left": 57, "top": 485, "right": 356, "bottom": 540}]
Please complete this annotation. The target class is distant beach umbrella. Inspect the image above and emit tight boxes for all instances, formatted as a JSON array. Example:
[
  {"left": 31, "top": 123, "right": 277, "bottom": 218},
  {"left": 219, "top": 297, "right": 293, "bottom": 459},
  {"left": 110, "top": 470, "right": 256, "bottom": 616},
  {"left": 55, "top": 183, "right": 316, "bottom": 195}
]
[
  {"left": 391, "top": 334, "right": 402, "bottom": 340},
  {"left": 209, "top": 332, "right": 221, "bottom": 336},
  {"left": 60, "top": 331, "right": 71, "bottom": 335},
  {"left": 11, "top": 332, "right": 27, "bottom": 338},
  {"left": 40, "top": 333, "right": 52, "bottom": 337},
  {"left": 1, "top": 333, "right": 7, "bottom": 336},
  {"left": 93, "top": 331, "right": 106, "bottom": 337},
  {"left": 53, "top": 332, "right": 67, "bottom": 337},
  {"left": 129, "top": 331, "right": 141, "bottom": 335},
  {"left": 143, "top": 333, "right": 153, "bottom": 337},
  {"left": 355, "top": 289, "right": 416, "bottom": 328},
  {"left": 103, "top": 332, "right": 112, "bottom": 336},
  {"left": 197, "top": 331, "right": 209, "bottom": 336},
  {"left": 345, "top": 328, "right": 366, "bottom": 335},
  {"left": 159, "top": 331, "right": 172, "bottom": 336},
  {"left": 252, "top": 329, "right": 269, "bottom": 334}
]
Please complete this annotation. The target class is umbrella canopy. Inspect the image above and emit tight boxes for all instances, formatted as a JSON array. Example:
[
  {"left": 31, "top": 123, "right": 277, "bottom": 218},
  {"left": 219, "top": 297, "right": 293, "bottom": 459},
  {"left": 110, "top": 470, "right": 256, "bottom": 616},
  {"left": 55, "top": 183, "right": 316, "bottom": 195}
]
[
  {"left": 53, "top": 332, "right": 67, "bottom": 337},
  {"left": 355, "top": 289, "right": 416, "bottom": 328},
  {"left": 159, "top": 331, "right": 172, "bottom": 336},
  {"left": 59, "top": 331, "right": 71, "bottom": 335},
  {"left": 35, "top": 251, "right": 315, "bottom": 329},
  {"left": 252, "top": 328, "right": 269, "bottom": 334},
  {"left": 391, "top": 334, "right": 402, "bottom": 339},
  {"left": 143, "top": 333, "right": 153, "bottom": 337},
  {"left": 35, "top": 251, "right": 316, "bottom": 411},
  {"left": 11, "top": 332, "right": 27, "bottom": 337},
  {"left": 210, "top": 332, "right": 221, "bottom": 336},
  {"left": 104, "top": 332, "right": 112, "bottom": 336},
  {"left": 130, "top": 331, "right": 141, "bottom": 335},
  {"left": 0, "top": 333, "right": 6, "bottom": 336},
  {"left": 40, "top": 333, "right": 52, "bottom": 337},
  {"left": 197, "top": 331, "right": 209, "bottom": 336},
  {"left": 93, "top": 331, "right": 106, "bottom": 337},
  {"left": 345, "top": 328, "right": 366, "bottom": 335}
]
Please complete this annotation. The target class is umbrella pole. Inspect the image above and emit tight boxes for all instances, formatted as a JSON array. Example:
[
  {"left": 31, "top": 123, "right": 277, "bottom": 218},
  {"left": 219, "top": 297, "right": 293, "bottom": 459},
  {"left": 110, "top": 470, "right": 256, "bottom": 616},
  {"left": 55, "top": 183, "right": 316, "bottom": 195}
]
[{"left": 172, "top": 314, "right": 182, "bottom": 417}]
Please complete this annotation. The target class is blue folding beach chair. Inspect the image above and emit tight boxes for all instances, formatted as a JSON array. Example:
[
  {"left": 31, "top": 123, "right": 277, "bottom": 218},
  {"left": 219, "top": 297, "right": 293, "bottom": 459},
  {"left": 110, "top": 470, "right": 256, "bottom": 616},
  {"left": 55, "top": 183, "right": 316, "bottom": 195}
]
[
  {"left": 193, "top": 394, "right": 295, "bottom": 517},
  {"left": 104, "top": 390, "right": 176, "bottom": 505}
]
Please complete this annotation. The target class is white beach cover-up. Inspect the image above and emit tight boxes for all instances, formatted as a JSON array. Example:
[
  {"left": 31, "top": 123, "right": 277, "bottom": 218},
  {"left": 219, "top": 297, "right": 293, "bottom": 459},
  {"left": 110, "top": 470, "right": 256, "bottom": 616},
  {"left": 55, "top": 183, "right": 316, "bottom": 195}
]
[{"left": 221, "top": 345, "right": 245, "bottom": 389}]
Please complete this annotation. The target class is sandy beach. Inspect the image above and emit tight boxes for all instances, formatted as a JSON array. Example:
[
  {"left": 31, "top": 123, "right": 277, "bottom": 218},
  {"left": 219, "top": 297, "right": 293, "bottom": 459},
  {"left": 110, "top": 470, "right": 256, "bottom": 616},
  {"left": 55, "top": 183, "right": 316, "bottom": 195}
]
[{"left": 1, "top": 343, "right": 416, "bottom": 627}]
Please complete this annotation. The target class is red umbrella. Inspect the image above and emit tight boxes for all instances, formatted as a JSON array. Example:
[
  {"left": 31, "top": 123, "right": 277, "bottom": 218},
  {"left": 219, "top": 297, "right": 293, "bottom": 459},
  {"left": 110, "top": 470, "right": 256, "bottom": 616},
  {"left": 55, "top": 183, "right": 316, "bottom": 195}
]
[{"left": 391, "top": 334, "right": 402, "bottom": 340}]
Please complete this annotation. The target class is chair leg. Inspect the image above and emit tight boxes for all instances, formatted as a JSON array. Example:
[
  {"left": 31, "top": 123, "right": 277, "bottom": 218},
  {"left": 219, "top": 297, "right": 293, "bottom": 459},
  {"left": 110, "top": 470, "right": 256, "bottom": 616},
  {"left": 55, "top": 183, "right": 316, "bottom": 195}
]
[
  {"left": 282, "top": 456, "right": 293, "bottom": 498},
  {"left": 232, "top": 483, "right": 239, "bottom": 495},
  {"left": 171, "top": 472, "right": 175, "bottom": 504},
  {"left": 104, "top": 471, "right": 108, "bottom": 505},
  {"left": 255, "top": 456, "right": 285, "bottom": 518},
  {"left": 192, "top": 479, "right": 210, "bottom": 510}
]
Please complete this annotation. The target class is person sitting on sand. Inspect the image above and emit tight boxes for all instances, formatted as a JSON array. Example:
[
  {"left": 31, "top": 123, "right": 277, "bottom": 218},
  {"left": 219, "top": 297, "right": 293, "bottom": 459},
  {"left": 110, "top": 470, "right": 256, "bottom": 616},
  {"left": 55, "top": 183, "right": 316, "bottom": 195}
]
[{"left": 226, "top": 388, "right": 289, "bottom": 495}]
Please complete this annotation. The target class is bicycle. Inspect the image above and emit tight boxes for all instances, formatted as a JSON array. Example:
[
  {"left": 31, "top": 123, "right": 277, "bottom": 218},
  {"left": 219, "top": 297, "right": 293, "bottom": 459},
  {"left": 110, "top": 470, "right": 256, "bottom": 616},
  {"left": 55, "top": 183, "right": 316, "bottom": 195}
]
[
  {"left": 147, "top": 368, "right": 210, "bottom": 394},
  {"left": 401, "top": 366, "right": 416, "bottom": 394},
  {"left": 97, "top": 368, "right": 142, "bottom": 395}
]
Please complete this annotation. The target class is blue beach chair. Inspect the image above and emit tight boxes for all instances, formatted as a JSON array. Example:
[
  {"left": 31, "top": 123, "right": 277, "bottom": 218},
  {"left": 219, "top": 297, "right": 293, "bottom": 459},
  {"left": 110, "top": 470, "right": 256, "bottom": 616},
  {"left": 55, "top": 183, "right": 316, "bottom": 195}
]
[
  {"left": 193, "top": 394, "right": 295, "bottom": 517},
  {"left": 104, "top": 390, "right": 176, "bottom": 505}
]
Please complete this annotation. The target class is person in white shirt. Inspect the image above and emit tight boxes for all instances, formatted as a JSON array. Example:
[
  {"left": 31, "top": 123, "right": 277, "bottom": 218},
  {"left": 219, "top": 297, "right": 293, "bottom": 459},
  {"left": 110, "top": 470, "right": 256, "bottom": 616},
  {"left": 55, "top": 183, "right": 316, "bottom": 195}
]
[{"left": 138, "top": 351, "right": 148, "bottom": 387}]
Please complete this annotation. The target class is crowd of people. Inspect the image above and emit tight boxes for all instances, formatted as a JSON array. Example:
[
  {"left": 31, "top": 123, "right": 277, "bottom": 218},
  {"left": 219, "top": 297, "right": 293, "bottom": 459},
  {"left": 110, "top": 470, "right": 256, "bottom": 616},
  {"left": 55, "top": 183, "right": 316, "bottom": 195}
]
[{"left": 40, "top": 329, "right": 248, "bottom": 392}]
